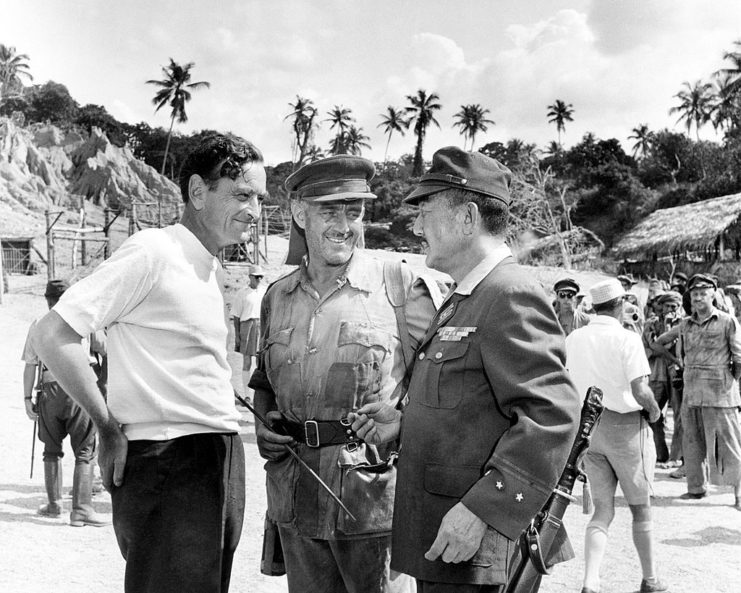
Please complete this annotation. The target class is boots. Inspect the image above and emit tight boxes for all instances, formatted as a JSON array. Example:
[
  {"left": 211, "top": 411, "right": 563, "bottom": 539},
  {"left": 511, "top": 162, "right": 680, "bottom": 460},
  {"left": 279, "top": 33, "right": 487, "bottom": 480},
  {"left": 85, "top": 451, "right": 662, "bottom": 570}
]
[
  {"left": 69, "top": 462, "right": 111, "bottom": 527},
  {"left": 38, "top": 459, "right": 63, "bottom": 517}
]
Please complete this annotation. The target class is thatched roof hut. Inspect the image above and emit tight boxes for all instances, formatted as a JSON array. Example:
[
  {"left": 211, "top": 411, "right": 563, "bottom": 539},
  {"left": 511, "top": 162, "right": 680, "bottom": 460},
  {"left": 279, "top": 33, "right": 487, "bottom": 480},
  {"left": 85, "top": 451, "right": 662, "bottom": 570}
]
[{"left": 614, "top": 192, "right": 741, "bottom": 260}]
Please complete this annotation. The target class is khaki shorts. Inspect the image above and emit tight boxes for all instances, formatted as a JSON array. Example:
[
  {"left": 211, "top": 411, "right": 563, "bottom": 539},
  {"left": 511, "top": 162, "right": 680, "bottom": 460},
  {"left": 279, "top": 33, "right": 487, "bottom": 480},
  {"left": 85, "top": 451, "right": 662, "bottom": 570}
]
[
  {"left": 239, "top": 318, "right": 260, "bottom": 366},
  {"left": 585, "top": 409, "right": 656, "bottom": 506}
]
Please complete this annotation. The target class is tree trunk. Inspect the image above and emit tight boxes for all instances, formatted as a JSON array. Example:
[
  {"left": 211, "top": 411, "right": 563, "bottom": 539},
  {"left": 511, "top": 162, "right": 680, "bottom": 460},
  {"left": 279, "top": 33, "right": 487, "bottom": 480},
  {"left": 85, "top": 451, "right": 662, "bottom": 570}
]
[
  {"left": 159, "top": 116, "right": 176, "bottom": 228},
  {"left": 413, "top": 129, "right": 425, "bottom": 177}
]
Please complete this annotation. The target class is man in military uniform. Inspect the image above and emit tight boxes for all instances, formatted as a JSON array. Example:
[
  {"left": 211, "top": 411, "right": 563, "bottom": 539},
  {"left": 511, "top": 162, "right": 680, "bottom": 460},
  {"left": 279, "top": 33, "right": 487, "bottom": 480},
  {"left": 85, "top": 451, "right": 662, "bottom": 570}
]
[
  {"left": 252, "top": 155, "right": 438, "bottom": 593},
  {"left": 656, "top": 274, "right": 741, "bottom": 509},
  {"left": 351, "top": 147, "right": 580, "bottom": 592},
  {"left": 643, "top": 291, "right": 684, "bottom": 467},
  {"left": 22, "top": 279, "right": 110, "bottom": 527}
]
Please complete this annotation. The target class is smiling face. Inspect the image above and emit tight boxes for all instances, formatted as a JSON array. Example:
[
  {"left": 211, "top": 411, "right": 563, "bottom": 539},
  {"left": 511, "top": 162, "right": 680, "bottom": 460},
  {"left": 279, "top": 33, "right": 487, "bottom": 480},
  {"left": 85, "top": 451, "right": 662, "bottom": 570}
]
[
  {"left": 412, "top": 192, "right": 467, "bottom": 276},
  {"left": 295, "top": 199, "right": 365, "bottom": 268},
  {"left": 196, "top": 160, "right": 267, "bottom": 250},
  {"left": 690, "top": 286, "right": 715, "bottom": 315}
]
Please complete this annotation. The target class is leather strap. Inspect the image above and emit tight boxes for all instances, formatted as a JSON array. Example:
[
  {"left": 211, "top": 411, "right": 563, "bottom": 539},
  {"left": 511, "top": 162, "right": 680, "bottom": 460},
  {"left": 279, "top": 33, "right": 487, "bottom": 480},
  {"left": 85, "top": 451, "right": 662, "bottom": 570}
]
[{"left": 282, "top": 419, "right": 361, "bottom": 448}]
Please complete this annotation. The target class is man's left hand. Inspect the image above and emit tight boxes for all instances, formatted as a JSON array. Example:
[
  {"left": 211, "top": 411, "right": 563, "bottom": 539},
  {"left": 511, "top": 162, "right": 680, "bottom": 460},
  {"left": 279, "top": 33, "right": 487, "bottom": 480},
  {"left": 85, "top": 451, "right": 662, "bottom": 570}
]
[{"left": 424, "top": 502, "right": 488, "bottom": 564}]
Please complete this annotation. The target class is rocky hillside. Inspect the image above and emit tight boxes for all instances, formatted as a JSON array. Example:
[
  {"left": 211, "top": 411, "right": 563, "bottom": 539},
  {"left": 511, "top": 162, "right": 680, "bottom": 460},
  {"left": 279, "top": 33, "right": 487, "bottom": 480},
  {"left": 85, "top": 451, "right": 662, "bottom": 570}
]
[{"left": 0, "top": 118, "right": 181, "bottom": 239}]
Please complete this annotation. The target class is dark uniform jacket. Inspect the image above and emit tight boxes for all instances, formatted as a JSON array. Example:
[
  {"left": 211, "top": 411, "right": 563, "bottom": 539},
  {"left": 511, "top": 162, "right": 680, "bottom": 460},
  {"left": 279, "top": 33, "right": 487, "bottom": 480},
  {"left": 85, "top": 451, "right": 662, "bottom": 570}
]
[{"left": 392, "top": 256, "right": 580, "bottom": 585}]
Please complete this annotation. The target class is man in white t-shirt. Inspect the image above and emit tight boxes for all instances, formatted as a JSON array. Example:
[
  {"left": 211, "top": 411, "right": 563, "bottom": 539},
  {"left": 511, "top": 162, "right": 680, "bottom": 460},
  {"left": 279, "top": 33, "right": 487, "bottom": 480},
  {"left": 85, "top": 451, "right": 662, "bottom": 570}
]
[
  {"left": 565, "top": 278, "right": 665, "bottom": 593},
  {"left": 231, "top": 263, "right": 266, "bottom": 404},
  {"left": 33, "top": 133, "right": 267, "bottom": 593}
]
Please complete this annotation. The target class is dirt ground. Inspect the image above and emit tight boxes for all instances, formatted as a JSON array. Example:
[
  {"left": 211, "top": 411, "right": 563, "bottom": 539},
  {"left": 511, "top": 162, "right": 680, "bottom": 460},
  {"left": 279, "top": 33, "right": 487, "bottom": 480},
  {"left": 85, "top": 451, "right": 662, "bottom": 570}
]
[{"left": 1, "top": 258, "right": 740, "bottom": 593}]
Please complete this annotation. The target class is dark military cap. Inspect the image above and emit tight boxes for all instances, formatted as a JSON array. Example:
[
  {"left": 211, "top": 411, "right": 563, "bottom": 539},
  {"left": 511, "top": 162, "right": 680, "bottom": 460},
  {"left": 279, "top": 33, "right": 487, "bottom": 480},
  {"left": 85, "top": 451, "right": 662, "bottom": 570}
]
[
  {"left": 45, "top": 279, "right": 69, "bottom": 298},
  {"left": 617, "top": 274, "right": 637, "bottom": 286},
  {"left": 672, "top": 272, "right": 688, "bottom": 282},
  {"left": 657, "top": 291, "right": 683, "bottom": 306},
  {"left": 285, "top": 155, "right": 376, "bottom": 202},
  {"left": 404, "top": 146, "right": 512, "bottom": 206},
  {"left": 553, "top": 278, "right": 580, "bottom": 294},
  {"left": 687, "top": 273, "right": 717, "bottom": 290}
]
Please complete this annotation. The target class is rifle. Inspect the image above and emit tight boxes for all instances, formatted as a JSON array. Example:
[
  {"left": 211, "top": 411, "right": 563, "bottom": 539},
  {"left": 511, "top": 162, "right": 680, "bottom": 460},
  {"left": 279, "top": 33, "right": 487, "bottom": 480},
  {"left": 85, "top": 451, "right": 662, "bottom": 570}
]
[
  {"left": 504, "top": 386, "right": 604, "bottom": 593},
  {"left": 29, "top": 362, "right": 43, "bottom": 479}
]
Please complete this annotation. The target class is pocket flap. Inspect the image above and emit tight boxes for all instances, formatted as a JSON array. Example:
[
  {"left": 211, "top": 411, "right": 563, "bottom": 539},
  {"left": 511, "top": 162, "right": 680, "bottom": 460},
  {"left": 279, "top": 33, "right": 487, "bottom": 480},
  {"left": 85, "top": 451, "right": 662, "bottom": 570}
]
[
  {"left": 266, "top": 327, "right": 293, "bottom": 347},
  {"left": 338, "top": 321, "right": 391, "bottom": 350},
  {"left": 427, "top": 341, "right": 469, "bottom": 364},
  {"left": 424, "top": 463, "right": 480, "bottom": 498}
]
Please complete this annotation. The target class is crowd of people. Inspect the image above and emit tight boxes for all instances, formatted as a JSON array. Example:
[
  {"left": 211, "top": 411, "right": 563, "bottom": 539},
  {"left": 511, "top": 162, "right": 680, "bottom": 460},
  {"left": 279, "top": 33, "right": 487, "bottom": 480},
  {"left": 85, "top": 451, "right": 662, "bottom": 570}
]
[{"left": 20, "top": 134, "right": 741, "bottom": 593}]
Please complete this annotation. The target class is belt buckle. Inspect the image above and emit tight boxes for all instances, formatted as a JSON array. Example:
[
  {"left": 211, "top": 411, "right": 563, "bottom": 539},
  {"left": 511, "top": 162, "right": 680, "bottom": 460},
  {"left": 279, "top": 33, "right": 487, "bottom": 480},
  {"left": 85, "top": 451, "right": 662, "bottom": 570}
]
[{"left": 304, "top": 420, "right": 320, "bottom": 447}]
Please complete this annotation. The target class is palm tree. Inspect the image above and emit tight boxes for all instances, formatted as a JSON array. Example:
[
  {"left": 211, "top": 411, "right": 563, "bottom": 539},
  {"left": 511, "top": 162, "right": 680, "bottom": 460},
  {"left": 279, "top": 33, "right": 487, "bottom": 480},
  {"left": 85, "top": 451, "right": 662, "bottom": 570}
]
[
  {"left": 305, "top": 145, "right": 325, "bottom": 162},
  {"left": 452, "top": 104, "right": 495, "bottom": 150},
  {"left": 146, "top": 59, "right": 210, "bottom": 175},
  {"left": 543, "top": 140, "right": 562, "bottom": 158},
  {"left": 669, "top": 80, "right": 713, "bottom": 140},
  {"left": 285, "top": 95, "right": 319, "bottom": 170},
  {"left": 628, "top": 124, "right": 652, "bottom": 159},
  {"left": 344, "top": 126, "right": 371, "bottom": 156},
  {"left": 715, "top": 39, "right": 741, "bottom": 95},
  {"left": 325, "top": 105, "right": 354, "bottom": 152},
  {"left": 377, "top": 106, "right": 410, "bottom": 162},
  {"left": 405, "top": 89, "right": 442, "bottom": 176},
  {"left": 546, "top": 100, "right": 574, "bottom": 146},
  {"left": 0, "top": 44, "right": 33, "bottom": 100},
  {"left": 709, "top": 73, "right": 741, "bottom": 135}
]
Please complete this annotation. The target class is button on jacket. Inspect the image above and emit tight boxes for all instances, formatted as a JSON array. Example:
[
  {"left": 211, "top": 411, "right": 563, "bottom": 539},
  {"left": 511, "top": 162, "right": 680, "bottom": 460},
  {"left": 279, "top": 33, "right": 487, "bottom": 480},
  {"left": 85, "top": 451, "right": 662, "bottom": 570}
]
[
  {"left": 250, "top": 251, "right": 436, "bottom": 539},
  {"left": 392, "top": 256, "right": 580, "bottom": 585}
]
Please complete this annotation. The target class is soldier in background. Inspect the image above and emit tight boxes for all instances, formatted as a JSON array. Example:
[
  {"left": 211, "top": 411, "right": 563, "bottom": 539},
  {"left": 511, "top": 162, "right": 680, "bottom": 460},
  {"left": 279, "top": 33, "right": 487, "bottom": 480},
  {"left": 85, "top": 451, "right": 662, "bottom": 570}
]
[{"left": 21, "top": 279, "right": 109, "bottom": 527}]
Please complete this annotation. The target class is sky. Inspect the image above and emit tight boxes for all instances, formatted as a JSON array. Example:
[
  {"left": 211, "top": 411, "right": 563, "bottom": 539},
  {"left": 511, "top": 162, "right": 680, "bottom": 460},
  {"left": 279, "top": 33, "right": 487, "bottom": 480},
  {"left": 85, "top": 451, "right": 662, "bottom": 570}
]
[{"left": 2, "top": 0, "right": 741, "bottom": 166}]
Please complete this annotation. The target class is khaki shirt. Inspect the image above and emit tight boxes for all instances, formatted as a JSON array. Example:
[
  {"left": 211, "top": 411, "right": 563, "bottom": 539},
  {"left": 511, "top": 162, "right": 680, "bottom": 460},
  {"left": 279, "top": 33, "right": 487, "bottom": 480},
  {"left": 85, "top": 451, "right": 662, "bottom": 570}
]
[{"left": 251, "top": 251, "right": 436, "bottom": 539}]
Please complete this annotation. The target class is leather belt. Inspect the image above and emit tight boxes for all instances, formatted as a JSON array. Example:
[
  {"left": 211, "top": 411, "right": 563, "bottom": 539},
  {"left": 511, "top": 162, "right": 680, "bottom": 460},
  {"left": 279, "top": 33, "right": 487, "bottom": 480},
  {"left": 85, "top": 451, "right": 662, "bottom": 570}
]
[{"left": 282, "top": 419, "right": 362, "bottom": 450}]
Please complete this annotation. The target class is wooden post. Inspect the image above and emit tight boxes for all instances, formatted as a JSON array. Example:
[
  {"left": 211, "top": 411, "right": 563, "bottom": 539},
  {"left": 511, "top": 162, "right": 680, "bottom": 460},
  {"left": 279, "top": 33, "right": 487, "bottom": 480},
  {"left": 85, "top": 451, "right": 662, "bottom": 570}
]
[
  {"left": 129, "top": 204, "right": 137, "bottom": 237},
  {"left": 0, "top": 237, "right": 4, "bottom": 305},
  {"left": 104, "top": 208, "right": 111, "bottom": 259},
  {"left": 45, "top": 210, "right": 55, "bottom": 281},
  {"left": 80, "top": 206, "right": 87, "bottom": 266}
]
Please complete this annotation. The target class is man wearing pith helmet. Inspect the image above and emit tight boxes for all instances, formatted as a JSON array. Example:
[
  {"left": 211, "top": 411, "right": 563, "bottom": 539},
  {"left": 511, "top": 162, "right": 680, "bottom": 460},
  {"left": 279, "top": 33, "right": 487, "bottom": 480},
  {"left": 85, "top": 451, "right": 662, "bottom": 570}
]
[
  {"left": 251, "top": 155, "right": 439, "bottom": 593},
  {"left": 350, "top": 146, "right": 580, "bottom": 591}
]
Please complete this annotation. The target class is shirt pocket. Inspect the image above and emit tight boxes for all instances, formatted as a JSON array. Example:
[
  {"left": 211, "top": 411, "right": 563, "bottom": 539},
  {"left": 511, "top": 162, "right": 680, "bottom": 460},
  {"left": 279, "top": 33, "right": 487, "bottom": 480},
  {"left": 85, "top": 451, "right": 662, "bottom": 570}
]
[
  {"left": 325, "top": 323, "right": 390, "bottom": 409},
  {"left": 264, "top": 327, "right": 296, "bottom": 391},
  {"left": 418, "top": 341, "right": 469, "bottom": 409}
]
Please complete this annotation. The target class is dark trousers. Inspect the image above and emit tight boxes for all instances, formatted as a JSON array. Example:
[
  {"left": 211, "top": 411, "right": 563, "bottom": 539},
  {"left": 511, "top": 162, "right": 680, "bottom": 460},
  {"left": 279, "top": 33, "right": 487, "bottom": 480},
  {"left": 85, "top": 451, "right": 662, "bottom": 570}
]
[
  {"left": 648, "top": 380, "right": 671, "bottom": 462},
  {"left": 37, "top": 381, "right": 96, "bottom": 463},
  {"left": 111, "top": 433, "right": 246, "bottom": 593}
]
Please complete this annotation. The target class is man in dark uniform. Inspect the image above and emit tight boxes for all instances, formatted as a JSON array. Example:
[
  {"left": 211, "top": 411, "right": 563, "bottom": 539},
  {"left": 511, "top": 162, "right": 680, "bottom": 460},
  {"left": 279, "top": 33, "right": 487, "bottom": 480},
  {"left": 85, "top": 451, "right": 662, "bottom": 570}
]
[
  {"left": 22, "top": 279, "right": 109, "bottom": 526},
  {"left": 351, "top": 146, "right": 580, "bottom": 592}
]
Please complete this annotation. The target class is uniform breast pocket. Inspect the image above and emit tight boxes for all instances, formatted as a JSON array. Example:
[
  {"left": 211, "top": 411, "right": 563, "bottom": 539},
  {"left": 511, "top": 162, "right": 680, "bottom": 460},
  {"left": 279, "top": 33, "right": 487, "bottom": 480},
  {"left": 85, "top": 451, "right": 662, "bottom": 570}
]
[
  {"left": 418, "top": 341, "right": 469, "bottom": 409},
  {"left": 326, "top": 322, "right": 389, "bottom": 408},
  {"left": 264, "top": 327, "right": 295, "bottom": 388}
]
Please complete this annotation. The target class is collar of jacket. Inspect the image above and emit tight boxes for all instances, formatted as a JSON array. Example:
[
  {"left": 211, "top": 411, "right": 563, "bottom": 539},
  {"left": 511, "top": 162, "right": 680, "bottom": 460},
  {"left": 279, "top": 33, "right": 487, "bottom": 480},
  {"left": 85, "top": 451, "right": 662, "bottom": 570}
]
[
  {"left": 285, "top": 250, "right": 378, "bottom": 295},
  {"left": 688, "top": 307, "right": 720, "bottom": 326}
]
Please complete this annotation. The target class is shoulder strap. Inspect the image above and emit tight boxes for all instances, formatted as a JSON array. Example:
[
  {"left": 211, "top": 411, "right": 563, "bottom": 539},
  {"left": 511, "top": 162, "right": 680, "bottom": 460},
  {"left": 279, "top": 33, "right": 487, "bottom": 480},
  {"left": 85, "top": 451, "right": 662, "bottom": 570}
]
[{"left": 384, "top": 260, "right": 413, "bottom": 372}]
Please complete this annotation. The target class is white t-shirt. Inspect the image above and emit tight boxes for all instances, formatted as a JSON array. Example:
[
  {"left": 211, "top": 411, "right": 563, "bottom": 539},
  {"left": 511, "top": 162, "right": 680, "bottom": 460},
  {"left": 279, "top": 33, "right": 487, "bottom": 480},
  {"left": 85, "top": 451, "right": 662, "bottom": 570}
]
[
  {"left": 54, "top": 224, "right": 241, "bottom": 440},
  {"left": 231, "top": 284, "right": 266, "bottom": 321},
  {"left": 565, "top": 315, "right": 651, "bottom": 413}
]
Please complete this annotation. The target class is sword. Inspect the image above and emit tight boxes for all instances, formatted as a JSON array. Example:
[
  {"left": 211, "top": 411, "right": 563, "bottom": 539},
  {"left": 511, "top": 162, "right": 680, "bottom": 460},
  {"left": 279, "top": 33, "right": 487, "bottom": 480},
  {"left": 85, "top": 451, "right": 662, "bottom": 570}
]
[{"left": 234, "top": 391, "right": 357, "bottom": 522}]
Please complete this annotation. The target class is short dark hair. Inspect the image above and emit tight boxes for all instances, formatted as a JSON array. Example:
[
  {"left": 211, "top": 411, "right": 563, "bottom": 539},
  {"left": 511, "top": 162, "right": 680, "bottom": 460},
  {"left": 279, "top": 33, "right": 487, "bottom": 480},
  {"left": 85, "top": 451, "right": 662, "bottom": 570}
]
[
  {"left": 594, "top": 296, "right": 623, "bottom": 314},
  {"left": 442, "top": 188, "right": 509, "bottom": 235},
  {"left": 178, "top": 133, "right": 263, "bottom": 203}
]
